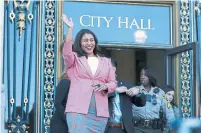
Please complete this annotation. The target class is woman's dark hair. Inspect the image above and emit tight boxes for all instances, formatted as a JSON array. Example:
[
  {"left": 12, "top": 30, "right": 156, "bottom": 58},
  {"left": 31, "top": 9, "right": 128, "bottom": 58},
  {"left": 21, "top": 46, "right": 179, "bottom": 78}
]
[
  {"left": 164, "top": 85, "right": 174, "bottom": 93},
  {"left": 141, "top": 67, "right": 157, "bottom": 87},
  {"left": 164, "top": 85, "right": 177, "bottom": 107},
  {"left": 72, "top": 29, "right": 102, "bottom": 57}
]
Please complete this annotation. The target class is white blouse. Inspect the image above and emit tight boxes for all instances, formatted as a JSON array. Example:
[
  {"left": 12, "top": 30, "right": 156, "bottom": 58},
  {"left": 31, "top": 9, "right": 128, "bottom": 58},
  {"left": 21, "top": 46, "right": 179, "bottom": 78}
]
[{"left": 87, "top": 56, "right": 99, "bottom": 76}]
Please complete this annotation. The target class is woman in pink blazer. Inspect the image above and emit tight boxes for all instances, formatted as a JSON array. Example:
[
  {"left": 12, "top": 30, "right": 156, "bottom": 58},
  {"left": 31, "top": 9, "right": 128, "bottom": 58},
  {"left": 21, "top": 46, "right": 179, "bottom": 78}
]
[{"left": 61, "top": 14, "right": 117, "bottom": 133}]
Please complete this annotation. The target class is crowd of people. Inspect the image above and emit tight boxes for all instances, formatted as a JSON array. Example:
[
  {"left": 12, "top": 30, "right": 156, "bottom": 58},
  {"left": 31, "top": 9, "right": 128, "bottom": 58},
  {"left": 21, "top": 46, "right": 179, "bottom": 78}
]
[{"left": 50, "top": 14, "right": 182, "bottom": 133}]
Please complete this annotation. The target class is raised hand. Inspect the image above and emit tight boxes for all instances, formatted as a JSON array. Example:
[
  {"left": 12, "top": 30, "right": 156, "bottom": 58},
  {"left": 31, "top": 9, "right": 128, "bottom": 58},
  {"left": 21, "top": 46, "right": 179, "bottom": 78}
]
[{"left": 61, "top": 14, "right": 74, "bottom": 28}]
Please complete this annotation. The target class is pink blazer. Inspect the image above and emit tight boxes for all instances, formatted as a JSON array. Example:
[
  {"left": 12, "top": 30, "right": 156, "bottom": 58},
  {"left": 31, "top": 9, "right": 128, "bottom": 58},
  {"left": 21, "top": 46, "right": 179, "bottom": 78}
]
[{"left": 63, "top": 40, "right": 117, "bottom": 117}]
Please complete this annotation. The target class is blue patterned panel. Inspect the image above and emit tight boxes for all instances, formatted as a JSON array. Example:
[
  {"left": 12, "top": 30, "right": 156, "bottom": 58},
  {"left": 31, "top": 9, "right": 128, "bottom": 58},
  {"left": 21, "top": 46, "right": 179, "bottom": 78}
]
[
  {"left": 3, "top": 1, "right": 38, "bottom": 133},
  {"left": 41, "top": 1, "right": 57, "bottom": 133},
  {"left": 179, "top": 0, "right": 192, "bottom": 118}
]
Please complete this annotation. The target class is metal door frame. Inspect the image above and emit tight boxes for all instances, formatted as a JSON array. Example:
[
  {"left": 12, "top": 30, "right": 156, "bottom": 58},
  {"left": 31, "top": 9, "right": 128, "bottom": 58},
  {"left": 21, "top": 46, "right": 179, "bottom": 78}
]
[{"left": 165, "top": 42, "right": 200, "bottom": 117}]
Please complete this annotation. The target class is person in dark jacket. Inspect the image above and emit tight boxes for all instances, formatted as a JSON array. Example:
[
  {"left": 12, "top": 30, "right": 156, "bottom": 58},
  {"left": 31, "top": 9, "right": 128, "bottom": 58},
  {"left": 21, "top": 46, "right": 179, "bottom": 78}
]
[
  {"left": 105, "top": 59, "right": 146, "bottom": 133},
  {"left": 50, "top": 78, "right": 70, "bottom": 133}
]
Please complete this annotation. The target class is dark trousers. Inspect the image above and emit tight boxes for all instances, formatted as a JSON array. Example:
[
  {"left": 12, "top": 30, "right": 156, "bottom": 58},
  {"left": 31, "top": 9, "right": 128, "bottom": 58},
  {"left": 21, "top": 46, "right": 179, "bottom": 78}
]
[{"left": 105, "top": 127, "right": 126, "bottom": 133}]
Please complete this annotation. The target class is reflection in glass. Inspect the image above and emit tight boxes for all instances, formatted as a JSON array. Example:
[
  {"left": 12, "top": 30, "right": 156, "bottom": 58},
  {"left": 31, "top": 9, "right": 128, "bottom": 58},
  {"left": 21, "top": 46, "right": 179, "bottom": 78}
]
[{"left": 134, "top": 30, "right": 147, "bottom": 44}]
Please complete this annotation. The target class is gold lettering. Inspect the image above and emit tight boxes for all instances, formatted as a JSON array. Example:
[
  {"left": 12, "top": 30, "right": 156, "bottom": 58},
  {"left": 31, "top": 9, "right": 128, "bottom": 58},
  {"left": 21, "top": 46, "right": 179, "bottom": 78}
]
[
  {"left": 103, "top": 17, "right": 113, "bottom": 27},
  {"left": 96, "top": 16, "right": 101, "bottom": 27},
  {"left": 118, "top": 17, "right": 128, "bottom": 28},
  {"left": 129, "top": 19, "right": 140, "bottom": 29},
  {"left": 80, "top": 15, "right": 155, "bottom": 30},
  {"left": 91, "top": 16, "right": 94, "bottom": 27},
  {"left": 148, "top": 19, "right": 155, "bottom": 30},
  {"left": 140, "top": 19, "right": 147, "bottom": 30},
  {"left": 80, "top": 15, "right": 90, "bottom": 27}
]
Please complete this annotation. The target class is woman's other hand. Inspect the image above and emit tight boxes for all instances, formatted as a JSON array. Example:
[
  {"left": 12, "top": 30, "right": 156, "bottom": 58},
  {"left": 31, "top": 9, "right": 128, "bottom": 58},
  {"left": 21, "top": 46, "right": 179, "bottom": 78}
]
[
  {"left": 62, "top": 14, "right": 74, "bottom": 28},
  {"left": 93, "top": 84, "right": 108, "bottom": 92}
]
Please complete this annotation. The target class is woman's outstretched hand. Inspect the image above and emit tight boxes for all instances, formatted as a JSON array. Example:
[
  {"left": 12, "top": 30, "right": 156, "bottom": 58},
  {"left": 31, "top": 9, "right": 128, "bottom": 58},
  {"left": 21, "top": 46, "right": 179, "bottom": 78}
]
[
  {"left": 126, "top": 87, "right": 140, "bottom": 97},
  {"left": 62, "top": 14, "right": 74, "bottom": 28}
]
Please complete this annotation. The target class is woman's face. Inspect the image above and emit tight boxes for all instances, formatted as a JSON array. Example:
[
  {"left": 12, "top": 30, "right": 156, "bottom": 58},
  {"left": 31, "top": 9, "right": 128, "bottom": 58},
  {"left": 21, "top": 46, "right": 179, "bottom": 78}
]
[
  {"left": 165, "top": 90, "right": 175, "bottom": 102},
  {"left": 81, "top": 33, "right": 96, "bottom": 56},
  {"left": 140, "top": 69, "right": 150, "bottom": 86}
]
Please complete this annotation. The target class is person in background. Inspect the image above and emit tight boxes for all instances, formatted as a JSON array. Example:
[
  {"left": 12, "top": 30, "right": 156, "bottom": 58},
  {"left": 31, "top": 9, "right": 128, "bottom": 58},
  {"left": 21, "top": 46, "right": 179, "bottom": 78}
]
[
  {"left": 50, "top": 40, "right": 70, "bottom": 133},
  {"left": 163, "top": 85, "right": 180, "bottom": 132},
  {"left": 105, "top": 59, "right": 146, "bottom": 133},
  {"left": 127, "top": 67, "right": 166, "bottom": 133},
  {"left": 50, "top": 79, "right": 70, "bottom": 133},
  {"left": 61, "top": 14, "right": 117, "bottom": 133}
]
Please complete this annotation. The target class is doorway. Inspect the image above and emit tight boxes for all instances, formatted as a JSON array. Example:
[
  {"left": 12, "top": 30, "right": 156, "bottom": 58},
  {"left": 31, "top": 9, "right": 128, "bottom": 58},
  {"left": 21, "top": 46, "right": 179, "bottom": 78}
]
[
  {"left": 101, "top": 42, "right": 200, "bottom": 117},
  {"left": 102, "top": 48, "right": 166, "bottom": 89}
]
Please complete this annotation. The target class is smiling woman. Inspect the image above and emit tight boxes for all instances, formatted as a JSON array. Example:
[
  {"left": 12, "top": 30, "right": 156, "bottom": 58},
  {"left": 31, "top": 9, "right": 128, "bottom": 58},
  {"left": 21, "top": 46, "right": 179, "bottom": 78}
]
[
  {"left": 61, "top": 14, "right": 117, "bottom": 133},
  {"left": 72, "top": 29, "right": 102, "bottom": 57},
  {"left": 3, "top": 0, "right": 201, "bottom": 132}
]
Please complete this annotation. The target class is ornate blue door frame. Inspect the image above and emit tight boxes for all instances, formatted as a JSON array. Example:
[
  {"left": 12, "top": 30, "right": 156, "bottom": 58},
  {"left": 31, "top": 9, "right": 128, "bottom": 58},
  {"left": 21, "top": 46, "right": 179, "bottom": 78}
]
[
  {"left": 3, "top": 1, "right": 57, "bottom": 133},
  {"left": 38, "top": 1, "right": 57, "bottom": 133},
  {"left": 2, "top": 0, "right": 201, "bottom": 133},
  {"left": 3, "top": 1, "right": 39, "bottom": 133},
  {"left": 179, "top": 0, "right": 201, "bottom": 118}
]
